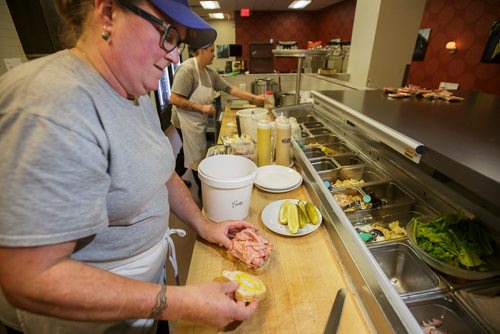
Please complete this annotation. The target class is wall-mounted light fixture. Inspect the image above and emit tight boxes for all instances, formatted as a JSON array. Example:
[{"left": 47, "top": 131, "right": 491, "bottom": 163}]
[{"left": 445, "top": 41, "right": 457, "bottom": 54}]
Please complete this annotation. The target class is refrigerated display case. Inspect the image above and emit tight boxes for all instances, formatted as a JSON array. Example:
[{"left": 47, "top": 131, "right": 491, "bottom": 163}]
[{"left": 274, "top": 90, "right": 500, "bottom": 333}]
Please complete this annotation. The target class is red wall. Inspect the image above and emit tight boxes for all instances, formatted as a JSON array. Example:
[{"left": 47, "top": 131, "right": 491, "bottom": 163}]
[
  {"left": 234, "top": 0, "right": 500, "bottom": 95},
  {"left": 235, "top": 0, "right": 356, "bottom": 73},
  {"left": 407, "top": 0, "right": 500, "bottom": 95}
]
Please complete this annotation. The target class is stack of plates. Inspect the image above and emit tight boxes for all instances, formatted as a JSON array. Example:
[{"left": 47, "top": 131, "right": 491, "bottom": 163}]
[{"left": 254, "top": 165, "right": 302, "bottom": 193}]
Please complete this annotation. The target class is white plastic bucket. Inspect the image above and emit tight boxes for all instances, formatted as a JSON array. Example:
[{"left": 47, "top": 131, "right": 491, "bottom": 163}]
[
  {"left": 198, "top": 155, "right": 258, "bottom": 222},
  {"left": 236, "top": 108, "right": 269, "bottom": 142}
]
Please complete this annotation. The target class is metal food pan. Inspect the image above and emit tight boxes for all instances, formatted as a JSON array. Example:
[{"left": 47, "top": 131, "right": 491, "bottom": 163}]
[
  {"left": 302, "top": 147, "right": 328, "bottom": 159},
  {"left": 323, "top": 143, "right": 354, "bottom": 155},
  {"left": 370, "top": 243, "right": 442, "bottom": 295},
  {"left": 297, "top": 134, "right": 343, "bottom": 146},
  {"left": 349, "top": 203, "right": 436, "bottom": 245},
  {"left": 406, "top": 293, "right": 488, "bottom": 333},
  {"left": 302, "top": 143, "right": 352, "bottom": 159},
  {"left": 302, "top": 121, "right": 324, "bottom": 129},
  {"left": 348, "top": 203, "right": 436, "bottom": 227},
  {"left": 332, "top": 182, "right": 415, "bottom": 213},
  {"left": 309, "top": 127, "right": 333, "bottom": 136},
  {"left": 320, "top": 165, "right": 386, "bottom": 190},
  {"left": 331, "top": 153, "right": 366, "bottom": 167},
  {"left": 311, "top": 157, "right": 339, "bottom": 172},
  {"left": 298, "top": 124, "right": 312, "bottom": 138},
  {"left": 360, "top": 182, "right": 415, "bottom": 208},
  {"left": 456, "top": 283, "right": 500, "bottom": 333}
]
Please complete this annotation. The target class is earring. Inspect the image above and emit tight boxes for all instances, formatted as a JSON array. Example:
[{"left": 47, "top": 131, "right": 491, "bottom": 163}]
[{"left": 101, "top": 26, "right": 110, "bottom": 41}]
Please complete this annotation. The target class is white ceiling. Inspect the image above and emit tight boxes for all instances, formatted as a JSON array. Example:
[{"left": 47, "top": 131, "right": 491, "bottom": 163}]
[{"left": 189, "top": 0, "right": 344, "bottom": 19}]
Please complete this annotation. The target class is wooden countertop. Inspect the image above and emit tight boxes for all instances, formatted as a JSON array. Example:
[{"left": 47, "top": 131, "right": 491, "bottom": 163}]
[{"left": 176, "top": 105, "right": 371, "bottom": 334}]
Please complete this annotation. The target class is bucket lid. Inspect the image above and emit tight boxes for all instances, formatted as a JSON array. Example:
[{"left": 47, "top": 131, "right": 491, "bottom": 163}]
[
  {"left": 198, "top": 155, "right": 257, "bottom": 182},
  {"left": 236, "top": 108, "right": 268, "bottom": 118}
]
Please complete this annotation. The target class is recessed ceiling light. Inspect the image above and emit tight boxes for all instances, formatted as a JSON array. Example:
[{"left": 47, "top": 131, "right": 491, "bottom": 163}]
[
  {"left": 289, "top": 0, "right": 311, "bottom": 9},
  {"left": 200, "top": 1, "right": 220, "bottom": 10},
  {"left": 209, "top": 12, "right": 225, "bottom": 19}
]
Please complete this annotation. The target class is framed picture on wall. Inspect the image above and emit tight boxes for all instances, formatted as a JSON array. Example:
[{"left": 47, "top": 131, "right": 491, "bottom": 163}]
[
  {"left": 412, "top": 28, "right": 431, "bottom": 61},
  {"left": 481, "top": 20, "right": 500, "bottom": 63}
]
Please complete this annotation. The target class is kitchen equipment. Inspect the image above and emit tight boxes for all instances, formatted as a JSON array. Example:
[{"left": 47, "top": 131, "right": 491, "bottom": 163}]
[
  {"left": 251, "top": 78, "right": 280, "bottom": 104},
  {"left": 198, "top": 155, "right": 257, "bottom": 222},
  {"left": 280, "top": 92, "right": 297, "bottom": 107}
]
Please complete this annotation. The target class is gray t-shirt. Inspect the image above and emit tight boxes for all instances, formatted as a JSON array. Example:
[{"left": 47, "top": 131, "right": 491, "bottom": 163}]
[
  {"left": 170, "top": 57, "right": 231, "bottom": 127},
  {"left": 0, "top": 50, "right": 174, "bottom": 262}
]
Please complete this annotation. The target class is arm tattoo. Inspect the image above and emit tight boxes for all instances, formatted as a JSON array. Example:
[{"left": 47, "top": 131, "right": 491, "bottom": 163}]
[{"left": 149, "top": 284, "right": 168, "bottom": 319}]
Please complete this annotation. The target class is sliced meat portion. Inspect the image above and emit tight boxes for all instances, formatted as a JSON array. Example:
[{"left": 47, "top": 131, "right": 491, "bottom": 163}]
[{"left": 229, "top": 228, "right": 272, "bottom": 270}]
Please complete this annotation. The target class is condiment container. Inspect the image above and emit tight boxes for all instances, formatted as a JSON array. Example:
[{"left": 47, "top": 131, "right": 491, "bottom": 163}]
[
  {"left": 275, "top": 115, "right": 291, "bottom": 166},
  {"left": 257, "top": 119, "right": 272, "bottom": 166},
  {"left": 264, "top": 90, "right": 275, "bottom": 109},
  {"left": 290, "top": 117, "right": 301, "bottom": 140}
]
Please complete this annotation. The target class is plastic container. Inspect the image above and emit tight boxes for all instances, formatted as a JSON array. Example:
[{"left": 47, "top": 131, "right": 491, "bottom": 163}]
[
  {"left": 290, "top": 117, "right": 301, "bottom": 140},
  {"left": 229, "top": 137, "right": 255, "bottom": 161},
  {"left": 257, "top": 119, "right": 272, "bottom": 166},
  {"left": 264, "top": 90, "right": 275, "bottom": 109},
  {"left": 198, "top": 155, "right": 258, "bottom": 222},
  {"left": 235, "top": 108, "right": 269, "bottom": 142},
  {"left": 275, "top": 114, "right": 291, "bottom": 166}
]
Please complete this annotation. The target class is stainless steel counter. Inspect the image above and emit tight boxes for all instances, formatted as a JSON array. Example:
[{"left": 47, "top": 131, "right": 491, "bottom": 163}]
[
  {"left": 315, "top": 90, "right": 500, "bottom": 208},
  {"left": 274, "top": 94, "right": 499, "bottom": 333}
]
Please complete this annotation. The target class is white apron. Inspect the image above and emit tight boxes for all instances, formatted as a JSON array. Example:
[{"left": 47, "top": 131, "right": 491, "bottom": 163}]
[
  {"left": 176, "top": 57, "right": 214, "bottom": 171},
  {"left": 0, "top": 228, "right": 186, "bottom": 334}
]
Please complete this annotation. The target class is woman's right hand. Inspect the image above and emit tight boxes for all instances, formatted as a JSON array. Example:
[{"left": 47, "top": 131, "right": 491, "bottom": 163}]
[
  {"left": 200, "top": 104, "right": 216, "bottom": 116},
  {"left": 175, "top": 281, "right": 259, "bottom": 329}
]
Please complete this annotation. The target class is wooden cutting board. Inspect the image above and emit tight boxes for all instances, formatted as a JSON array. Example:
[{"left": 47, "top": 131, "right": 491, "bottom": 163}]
[{"left": 175, "top": 183, "right": 372, "bottom": 334}]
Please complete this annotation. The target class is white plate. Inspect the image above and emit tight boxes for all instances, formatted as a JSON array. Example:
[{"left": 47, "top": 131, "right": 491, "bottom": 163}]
[
  {"left": 255, "top": 165, "right": 302, "bottom": 190},
  {"left": 261, "top": 199, "right": 322, "bottom": 236},
  {"left": 254, "top": 180, "right": 302, "bottom": 193}
]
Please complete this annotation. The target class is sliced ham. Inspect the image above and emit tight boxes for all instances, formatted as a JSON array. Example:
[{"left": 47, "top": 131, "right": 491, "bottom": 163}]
[{"left": 229, "top": 228, "right": 272, "bottom": 270}]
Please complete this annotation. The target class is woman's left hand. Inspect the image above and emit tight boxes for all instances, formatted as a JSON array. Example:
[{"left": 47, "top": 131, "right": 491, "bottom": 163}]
[{"left": 199, "top": 220, "right": 258, "bottom": 249}]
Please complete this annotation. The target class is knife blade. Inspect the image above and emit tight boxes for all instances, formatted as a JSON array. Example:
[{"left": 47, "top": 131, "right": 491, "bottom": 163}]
[{"left": 324, "top": 288, "right": 347, "bottom": 334}]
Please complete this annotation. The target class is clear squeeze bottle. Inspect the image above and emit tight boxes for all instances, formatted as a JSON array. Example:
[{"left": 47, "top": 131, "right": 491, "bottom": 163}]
[
  {"left": 289, "top": 117, "right": 301, "bottom": 140},
  {"left": 275, "top": 114, "right": 291, "bottom": 166}
]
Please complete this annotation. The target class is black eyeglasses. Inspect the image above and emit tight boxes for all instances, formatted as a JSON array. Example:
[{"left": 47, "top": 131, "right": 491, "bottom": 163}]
[{"left": 118, "top": 0, "right": 185, "bottom": 53}]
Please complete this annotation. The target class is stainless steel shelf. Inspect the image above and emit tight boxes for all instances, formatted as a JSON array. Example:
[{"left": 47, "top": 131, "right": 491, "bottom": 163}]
[{"left": 272, "top": 49, "right": 331, "bottom": 57}]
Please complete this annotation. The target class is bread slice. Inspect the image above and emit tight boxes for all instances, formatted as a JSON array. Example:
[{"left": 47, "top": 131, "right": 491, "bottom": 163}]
[{"left": 222, "top": 270, "right": 267, "bottom": 302}]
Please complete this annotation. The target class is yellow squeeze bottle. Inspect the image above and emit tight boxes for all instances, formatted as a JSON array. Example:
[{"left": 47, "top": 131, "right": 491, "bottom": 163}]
[
  {"left": 321, "top": 145, "right": 336, "bottom": 155},
  {"left": 257, "top": 119, "right": 272, "bottom": 166}
]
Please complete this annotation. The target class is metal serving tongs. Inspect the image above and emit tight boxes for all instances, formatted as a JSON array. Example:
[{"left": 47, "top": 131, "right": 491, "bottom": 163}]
[{"left": 324, "top": 288, "right": 347, "bottom": 333}]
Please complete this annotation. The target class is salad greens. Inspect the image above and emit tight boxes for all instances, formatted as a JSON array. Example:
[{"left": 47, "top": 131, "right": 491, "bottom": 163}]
[{"left": 410, "top": 212, "right": 494, "bottom": 270}]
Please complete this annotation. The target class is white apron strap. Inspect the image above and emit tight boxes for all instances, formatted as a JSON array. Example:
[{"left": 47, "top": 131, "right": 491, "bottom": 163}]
[{"left": 165, "top": 228, "right": 186, "bottom": 285}]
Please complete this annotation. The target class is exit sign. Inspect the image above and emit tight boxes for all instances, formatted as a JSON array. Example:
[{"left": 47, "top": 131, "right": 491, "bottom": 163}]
[{"left": 241, "top": 8, "right": 250, "bottom": 17}]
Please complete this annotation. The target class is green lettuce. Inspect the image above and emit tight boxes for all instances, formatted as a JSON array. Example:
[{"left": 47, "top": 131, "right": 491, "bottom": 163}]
[{"left": 411, "top": 212, "right": 493, "bottom": 270}]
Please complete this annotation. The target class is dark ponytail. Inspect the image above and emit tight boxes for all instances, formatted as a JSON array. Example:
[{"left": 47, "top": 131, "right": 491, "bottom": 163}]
[{"left": 54, "top": 0, "right": 94, "bottom": 48}]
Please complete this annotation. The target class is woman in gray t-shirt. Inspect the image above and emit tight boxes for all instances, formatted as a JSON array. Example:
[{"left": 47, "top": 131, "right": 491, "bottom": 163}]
[
  {"left": 0, "top": 1, "right": 260, "bottom": 333},
  {"left": 170, "top": 45, "right": 267, "bottom": 191}
]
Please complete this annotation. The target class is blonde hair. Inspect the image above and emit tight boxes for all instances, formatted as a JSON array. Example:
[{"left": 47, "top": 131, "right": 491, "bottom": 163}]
[{"left": 54, "top": 0, "right": 95, "bottom": 48}]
